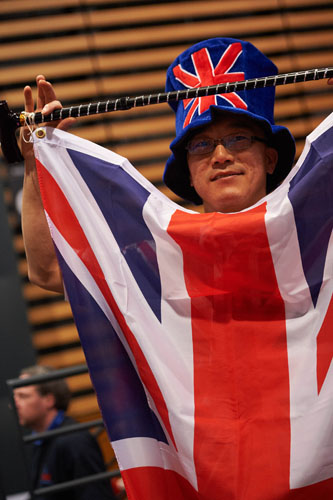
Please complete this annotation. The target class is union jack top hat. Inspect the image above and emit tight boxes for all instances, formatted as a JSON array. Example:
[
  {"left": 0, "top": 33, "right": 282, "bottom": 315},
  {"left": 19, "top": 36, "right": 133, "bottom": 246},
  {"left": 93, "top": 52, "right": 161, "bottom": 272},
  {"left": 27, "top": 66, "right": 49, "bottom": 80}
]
[{"left": 163, "top": 38, "right": 296, "bottom": 205}]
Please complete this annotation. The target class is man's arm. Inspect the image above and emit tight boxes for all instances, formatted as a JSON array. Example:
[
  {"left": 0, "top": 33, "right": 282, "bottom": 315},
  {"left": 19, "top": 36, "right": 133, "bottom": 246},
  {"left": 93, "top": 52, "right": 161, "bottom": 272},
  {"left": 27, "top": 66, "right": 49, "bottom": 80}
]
[
  {"left": 20, "top": 75, "right": 75, "bottom": 293},
  {"left": 20, "top": 76, "right": 333, "bottom": 293}
]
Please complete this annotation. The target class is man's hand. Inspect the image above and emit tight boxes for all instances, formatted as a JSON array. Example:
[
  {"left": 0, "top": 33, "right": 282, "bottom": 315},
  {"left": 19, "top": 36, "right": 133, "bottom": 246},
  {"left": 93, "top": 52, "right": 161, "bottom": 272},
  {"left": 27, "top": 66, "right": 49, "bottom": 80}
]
[
  {"left": 20, "top": 75, "right": 71, "bottom": 293},
  {"left": 19, "top": 74, "right": 75, "bottom": 161}
]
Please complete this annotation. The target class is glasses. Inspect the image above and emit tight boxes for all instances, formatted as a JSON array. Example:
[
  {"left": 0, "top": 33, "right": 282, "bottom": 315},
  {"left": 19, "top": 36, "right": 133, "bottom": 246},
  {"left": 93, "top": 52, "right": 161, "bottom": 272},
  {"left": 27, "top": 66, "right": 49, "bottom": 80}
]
[{"left": 186, "top": 133, "right": 268, "bottom": 156}]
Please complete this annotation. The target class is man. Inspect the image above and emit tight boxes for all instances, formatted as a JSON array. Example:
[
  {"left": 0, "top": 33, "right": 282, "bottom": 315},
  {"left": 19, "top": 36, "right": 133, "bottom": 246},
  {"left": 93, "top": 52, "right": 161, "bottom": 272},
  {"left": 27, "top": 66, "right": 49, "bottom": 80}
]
[
  {"left": 18, "top": 38, "right": 332, "bottom": 499},
  {"left": 14, "top": 365, "right": 116, "bottom": 500},
  {"left": 19, "top": 38, "right": 331, "bottom": 289}
]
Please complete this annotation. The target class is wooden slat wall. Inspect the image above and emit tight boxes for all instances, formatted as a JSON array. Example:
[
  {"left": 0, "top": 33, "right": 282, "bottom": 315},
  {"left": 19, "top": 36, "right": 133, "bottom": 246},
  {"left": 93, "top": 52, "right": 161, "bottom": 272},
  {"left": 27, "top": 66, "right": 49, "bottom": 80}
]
[{"left": 0, "top": 0, "right": 332, "bottom": 456}]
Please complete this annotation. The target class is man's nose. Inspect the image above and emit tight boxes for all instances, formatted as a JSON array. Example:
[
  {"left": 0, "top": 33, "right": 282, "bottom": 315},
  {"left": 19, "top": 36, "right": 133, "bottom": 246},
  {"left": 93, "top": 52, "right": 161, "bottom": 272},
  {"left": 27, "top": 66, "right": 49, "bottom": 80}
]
[{"left": 211, "top": 143, "right": 234, "bottom": 164}]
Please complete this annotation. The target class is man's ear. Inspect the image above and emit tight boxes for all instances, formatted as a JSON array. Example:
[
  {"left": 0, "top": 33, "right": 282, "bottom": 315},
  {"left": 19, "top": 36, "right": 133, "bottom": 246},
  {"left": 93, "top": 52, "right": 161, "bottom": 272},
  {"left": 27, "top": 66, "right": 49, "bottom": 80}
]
[
  {"left": 44, "top": 393, "right": 56, "bottom": 410},
  {"left": 265, "top": 147, "right": 278, "bottom": 175}
]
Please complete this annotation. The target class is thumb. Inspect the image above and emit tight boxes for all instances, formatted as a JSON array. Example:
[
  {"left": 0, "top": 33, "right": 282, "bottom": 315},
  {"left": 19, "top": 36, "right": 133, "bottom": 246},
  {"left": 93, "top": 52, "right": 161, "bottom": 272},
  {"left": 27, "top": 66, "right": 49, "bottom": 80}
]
[{"left": 57, "top": 117, "right": 76, "bottom": 131}]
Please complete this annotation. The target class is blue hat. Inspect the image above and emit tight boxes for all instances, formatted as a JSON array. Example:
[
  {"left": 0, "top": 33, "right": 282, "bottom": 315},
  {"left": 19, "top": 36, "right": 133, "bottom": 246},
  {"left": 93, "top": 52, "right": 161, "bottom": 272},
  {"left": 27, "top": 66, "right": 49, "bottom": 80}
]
[{"left": 163, "top": 38, "right": 295, "bottom": 205}]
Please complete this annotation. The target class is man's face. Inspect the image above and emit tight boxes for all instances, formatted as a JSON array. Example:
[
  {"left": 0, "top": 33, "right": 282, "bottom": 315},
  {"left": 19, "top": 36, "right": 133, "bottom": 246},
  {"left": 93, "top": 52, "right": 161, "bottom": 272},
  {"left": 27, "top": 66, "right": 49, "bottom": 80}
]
[
  {"left": 187, "top": 116, "right": 278, "bottom": 213},
  {"left": 14, "top": 382, "right": 52, "bottom": 431}
]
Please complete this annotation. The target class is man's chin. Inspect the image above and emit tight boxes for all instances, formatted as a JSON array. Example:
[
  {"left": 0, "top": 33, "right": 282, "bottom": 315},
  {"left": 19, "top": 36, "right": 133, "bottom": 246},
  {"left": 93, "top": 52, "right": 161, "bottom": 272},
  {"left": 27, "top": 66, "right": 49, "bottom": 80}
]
[
  {"left": 19, "top": 418, "right": 29, "bottom": 427},
  {"left": 204, "top": 190, "right": 246, "bottom": 213}
]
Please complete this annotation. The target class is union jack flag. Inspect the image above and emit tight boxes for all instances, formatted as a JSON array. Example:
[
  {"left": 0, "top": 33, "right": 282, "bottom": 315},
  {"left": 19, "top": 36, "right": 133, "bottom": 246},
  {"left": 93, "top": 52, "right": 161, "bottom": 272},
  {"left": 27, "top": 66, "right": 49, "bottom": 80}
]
[
  {"left": 173, "top": 42, "right": 247, "bottom": 127},
  {"left": 32, "top": 112, "right": 333, "bottom": 500}
]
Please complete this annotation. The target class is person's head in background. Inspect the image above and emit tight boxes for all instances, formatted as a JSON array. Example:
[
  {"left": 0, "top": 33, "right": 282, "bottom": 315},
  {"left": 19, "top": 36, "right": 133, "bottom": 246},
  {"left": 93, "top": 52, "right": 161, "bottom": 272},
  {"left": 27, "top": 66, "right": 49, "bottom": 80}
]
[
  {"left": 163, "top": 37, "right": 295, "bottom": 212},
  {"left": 14, "top": 365, "right": 71, "bottom": 433}
]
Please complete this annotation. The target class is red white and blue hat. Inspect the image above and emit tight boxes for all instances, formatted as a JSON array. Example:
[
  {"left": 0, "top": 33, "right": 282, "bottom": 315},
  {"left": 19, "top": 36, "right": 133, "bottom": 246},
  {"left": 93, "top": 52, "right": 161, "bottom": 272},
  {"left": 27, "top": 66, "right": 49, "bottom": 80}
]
[{"left": 163, "top": 38, "right": 296, "bottom": 204}]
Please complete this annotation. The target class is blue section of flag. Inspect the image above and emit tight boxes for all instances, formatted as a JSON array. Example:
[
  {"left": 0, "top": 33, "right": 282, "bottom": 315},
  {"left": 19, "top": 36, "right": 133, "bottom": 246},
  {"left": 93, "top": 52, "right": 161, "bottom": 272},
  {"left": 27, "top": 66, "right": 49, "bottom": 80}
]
[
  {"left": 67, "top": 148, "right": 162, "bottom": 321},
  {"left": 289, "top": 128, "right": 333, "bottom": 307},
  {"left": 56, "top": 248, "right": 168, "bottom": 444}
]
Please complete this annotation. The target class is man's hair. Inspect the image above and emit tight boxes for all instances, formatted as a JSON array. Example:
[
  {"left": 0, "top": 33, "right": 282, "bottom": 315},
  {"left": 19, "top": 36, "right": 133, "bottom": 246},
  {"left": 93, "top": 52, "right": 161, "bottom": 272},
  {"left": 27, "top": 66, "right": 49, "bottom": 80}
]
[{"left": 20, "top": 365, "right": 71, "bottom": 411}]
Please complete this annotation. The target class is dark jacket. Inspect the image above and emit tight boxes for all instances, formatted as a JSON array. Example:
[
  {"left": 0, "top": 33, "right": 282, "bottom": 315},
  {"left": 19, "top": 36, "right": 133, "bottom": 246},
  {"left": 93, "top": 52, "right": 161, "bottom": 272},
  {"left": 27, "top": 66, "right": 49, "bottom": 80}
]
[{"left": 29, "top": 412, "right": 116, "bottom": 500}]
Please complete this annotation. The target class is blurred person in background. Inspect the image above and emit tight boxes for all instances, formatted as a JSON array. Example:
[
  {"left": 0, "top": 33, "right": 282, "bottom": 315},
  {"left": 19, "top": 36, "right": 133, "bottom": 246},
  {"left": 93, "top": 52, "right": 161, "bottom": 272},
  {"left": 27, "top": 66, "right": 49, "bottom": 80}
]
[{"left": 14, "top": 365, "right": 117, "bottom": 500}]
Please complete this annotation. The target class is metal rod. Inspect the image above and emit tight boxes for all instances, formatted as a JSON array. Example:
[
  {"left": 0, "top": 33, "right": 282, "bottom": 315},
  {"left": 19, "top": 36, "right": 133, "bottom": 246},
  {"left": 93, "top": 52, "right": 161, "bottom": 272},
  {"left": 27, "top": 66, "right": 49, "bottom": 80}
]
[
  {"left": 7, "top": 364, "right": 88, "bottom": 388},
  {"left": 33, "top": 470, "right": 121, "bottom": 497},
  {"left": 23, "top": 418, "right": 104, "bottom": 443},
  {"left": 1, "top": 66, "right": 332, "bottom": 164},
  {"left": 19, "top": 66, "right": 332, "bottom": 127}
]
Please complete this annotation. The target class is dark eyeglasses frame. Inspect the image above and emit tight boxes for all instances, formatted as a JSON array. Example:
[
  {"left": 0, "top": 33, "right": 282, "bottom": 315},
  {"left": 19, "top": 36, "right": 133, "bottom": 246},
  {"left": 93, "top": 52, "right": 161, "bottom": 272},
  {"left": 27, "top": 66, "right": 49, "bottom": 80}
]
[{"left": 186, "top": 134, "right": 268, "bottom": 155}]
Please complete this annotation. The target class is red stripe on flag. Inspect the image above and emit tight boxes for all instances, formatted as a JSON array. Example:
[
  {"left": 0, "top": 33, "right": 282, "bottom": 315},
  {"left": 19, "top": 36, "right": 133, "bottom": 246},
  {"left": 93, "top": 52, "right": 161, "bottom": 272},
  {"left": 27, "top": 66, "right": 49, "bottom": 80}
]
[
  {"left": 289, "top": 478, "right": 333, "bottom": 499},
  {"left": 215, "top": 42, "right": 243, "bottom": 74},
  {"left": 122, "top": 467, "right": 199, "bottom": 500},
  {"left": 183, "top": 99, "right": 198, "bottom": 127},
  {"left": 168, "top": 206, "right": 291, "bottom": 500},
  {"left": 36, "top": 159, "right": 177, "bottom": 449},
  {"left": 173, "top": 64, "right": 199, "bottom": 88},
  {"left": 317, "top": 295, "right": 333, "bottom": 394},
  {"left": 221, "top": 92, "right": 247, "bottom": 109}
]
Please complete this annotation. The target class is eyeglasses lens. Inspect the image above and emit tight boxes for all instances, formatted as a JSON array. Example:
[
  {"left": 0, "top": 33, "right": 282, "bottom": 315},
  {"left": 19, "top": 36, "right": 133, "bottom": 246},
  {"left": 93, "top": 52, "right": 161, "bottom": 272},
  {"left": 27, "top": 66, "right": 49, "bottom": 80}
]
[{"left": 187, "top": 134, "right": 253, "bottom": 155}]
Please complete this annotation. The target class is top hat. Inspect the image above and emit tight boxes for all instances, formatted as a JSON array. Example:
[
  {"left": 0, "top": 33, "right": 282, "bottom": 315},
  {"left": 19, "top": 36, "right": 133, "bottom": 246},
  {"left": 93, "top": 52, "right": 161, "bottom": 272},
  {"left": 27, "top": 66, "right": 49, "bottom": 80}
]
[{"left": 163, "top": 37, "right": 295, "bottom": 205}]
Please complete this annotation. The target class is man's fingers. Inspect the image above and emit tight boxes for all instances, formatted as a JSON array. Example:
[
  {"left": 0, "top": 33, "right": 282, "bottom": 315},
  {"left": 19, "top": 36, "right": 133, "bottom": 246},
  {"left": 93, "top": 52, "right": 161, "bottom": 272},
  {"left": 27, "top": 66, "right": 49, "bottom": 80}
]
[
  {"left": 23, "top": 86, "right": 34, "bottom": 113},
  {"left": 38, "top": 80, "right": 60, "bottom": 111},
  {"left": 25, "top": 75, "right": 74, "bottom": 132},
  {"left": 36, "top": 74, "right": 46, "bottom": 83},
  {"left": 36, "top": 77, "right": 61, "bottom": 113},
  {"left": 57, "top": 117, "right": 76, "bottom": 131},
  {"left": 36, "top": 75, "right": 47, "bottom": 110},
  {"left": 21, "top": 86, "right": 36, "bottom": 152},
  {"left": 41, "top": 100, "right": 63, "bottom": 116}
]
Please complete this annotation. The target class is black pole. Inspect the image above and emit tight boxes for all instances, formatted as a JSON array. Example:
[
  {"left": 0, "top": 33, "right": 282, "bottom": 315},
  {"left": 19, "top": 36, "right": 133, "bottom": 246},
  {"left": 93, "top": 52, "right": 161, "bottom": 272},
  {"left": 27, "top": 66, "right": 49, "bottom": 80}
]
[
  {"left": 27, "top": 67, "right": 333, "bottom": 125},
  {"left": 0, "top": 66, "right": 332, "bottom": 164}
]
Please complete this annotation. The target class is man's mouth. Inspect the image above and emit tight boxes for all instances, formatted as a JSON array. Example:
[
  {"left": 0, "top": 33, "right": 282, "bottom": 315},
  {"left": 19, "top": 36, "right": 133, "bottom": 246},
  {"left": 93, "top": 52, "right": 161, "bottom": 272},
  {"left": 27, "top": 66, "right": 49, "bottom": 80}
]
[{"left": 211, "top": 172, "right": 242, "bottom": 181}]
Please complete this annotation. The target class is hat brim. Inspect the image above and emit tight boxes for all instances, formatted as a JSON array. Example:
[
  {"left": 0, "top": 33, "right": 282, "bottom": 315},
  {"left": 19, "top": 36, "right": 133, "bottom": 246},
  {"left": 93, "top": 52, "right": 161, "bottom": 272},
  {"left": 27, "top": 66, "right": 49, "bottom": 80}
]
[{"left": 163, "top": 106, "right": 295, "bottom": 206}]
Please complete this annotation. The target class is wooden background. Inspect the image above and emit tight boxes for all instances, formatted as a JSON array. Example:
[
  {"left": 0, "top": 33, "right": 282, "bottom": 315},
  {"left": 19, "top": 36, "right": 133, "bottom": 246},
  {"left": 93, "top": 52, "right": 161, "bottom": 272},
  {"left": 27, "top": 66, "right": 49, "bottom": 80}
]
[{"left": 0, "top": 0, "right": 332, "bottom": 475}]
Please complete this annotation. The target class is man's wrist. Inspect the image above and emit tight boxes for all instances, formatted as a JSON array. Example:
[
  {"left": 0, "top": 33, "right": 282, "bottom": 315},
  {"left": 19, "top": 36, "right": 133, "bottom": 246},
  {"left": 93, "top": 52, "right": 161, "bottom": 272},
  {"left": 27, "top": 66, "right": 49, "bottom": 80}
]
[{"left": 24, "top": 155, "right": 37, "bottom": 173}]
